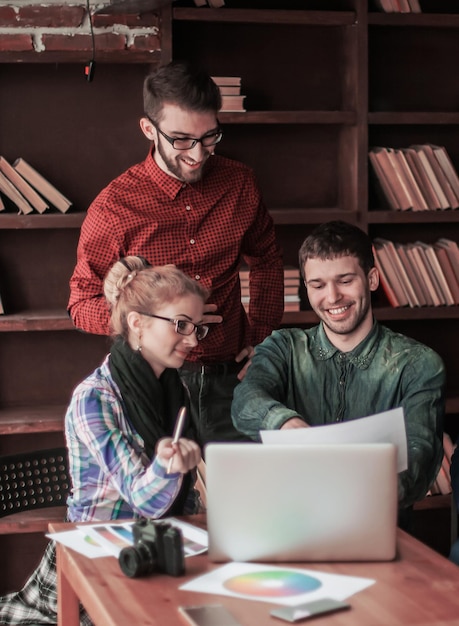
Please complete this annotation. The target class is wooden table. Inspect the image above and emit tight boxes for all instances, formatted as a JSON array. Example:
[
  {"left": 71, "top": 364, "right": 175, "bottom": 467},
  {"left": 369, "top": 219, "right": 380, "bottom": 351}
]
[{"left": 50, "top": 515, "right": 459, "bottom": 626}]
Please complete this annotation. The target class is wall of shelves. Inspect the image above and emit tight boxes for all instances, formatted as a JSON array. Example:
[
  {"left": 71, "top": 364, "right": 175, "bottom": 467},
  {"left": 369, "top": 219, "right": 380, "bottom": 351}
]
[
  {"left": 1, "top": 0, "right": 459, "bottom": 590},
  {"left": 173, "top": 0, "right": 459, "bottom": 539}
]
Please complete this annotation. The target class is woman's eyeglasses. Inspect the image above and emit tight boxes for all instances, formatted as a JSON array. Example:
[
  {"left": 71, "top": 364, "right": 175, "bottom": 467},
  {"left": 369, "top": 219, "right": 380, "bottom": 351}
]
[{"left": 139, "top": 312, "right": 209, "bottom": 341}]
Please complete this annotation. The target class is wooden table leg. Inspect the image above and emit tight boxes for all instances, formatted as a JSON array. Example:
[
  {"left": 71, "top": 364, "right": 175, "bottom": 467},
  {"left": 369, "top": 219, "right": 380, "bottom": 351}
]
[{"left": 56, "top": 543, "right": 81, "bottom": 626}]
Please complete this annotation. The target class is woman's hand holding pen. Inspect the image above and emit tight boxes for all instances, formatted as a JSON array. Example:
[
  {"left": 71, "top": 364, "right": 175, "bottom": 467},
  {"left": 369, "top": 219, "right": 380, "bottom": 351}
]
[{"left": 157, "top": 438, "right": 201, "bottom": 474}]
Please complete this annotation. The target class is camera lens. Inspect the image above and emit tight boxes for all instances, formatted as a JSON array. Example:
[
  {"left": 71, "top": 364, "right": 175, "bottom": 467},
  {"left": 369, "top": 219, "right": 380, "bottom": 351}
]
[{"left": 118, "top": 542, "right": 157, "bottom": 578}]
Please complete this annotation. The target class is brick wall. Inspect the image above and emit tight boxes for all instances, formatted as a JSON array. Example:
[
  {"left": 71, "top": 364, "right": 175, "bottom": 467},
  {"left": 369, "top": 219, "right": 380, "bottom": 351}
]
[{"left": 0, "top": 1, "right": 161, "bottom": 55}]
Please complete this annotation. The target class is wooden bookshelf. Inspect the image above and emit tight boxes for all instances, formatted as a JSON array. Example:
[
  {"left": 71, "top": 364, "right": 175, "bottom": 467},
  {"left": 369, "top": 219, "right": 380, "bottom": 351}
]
[
  {"left": 1, "top": 0, "right": 459, "bottom": 591},
  {"left": 172, "top": 0, "right": 459, "bottom": 521}
]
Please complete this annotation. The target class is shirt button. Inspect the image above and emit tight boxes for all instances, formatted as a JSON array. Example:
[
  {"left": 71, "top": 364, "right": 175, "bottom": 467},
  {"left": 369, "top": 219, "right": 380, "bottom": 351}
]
[
  {"left": 195, "top": 275, "right": 201, "bottom": 280},
  {"left": 186, "top": 205, "right": 191, "bottom": 211},
  {"left": 190, "top": 239, "right": 195, "bottom": 245}
]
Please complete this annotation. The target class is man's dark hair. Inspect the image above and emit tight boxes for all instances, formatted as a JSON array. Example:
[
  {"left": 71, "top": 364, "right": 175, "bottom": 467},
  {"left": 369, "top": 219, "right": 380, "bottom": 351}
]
[
  {"left": 298, "top": 220, "right": 375, "bottom": 278},
  {"left": 143, "top": 60, "right": 222, "bottom": 125}
]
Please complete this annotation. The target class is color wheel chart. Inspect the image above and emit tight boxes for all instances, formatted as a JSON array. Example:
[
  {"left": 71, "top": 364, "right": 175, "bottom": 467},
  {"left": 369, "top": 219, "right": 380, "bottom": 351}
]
[
  {"left": 224, "top": 570, "right": 322, "bottom": 597},
  {"left": 180, "top": 562, "right": 374, "bottom": 606}
]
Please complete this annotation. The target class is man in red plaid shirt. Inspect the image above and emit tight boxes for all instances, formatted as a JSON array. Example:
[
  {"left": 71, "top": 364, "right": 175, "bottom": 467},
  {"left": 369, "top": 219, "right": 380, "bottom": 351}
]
[{"left": 68, "top": 61, "right": 284, "bottom": 447}]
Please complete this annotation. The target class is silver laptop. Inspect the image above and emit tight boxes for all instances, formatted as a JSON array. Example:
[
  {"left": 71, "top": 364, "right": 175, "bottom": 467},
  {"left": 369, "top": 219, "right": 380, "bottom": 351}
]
[{"left": 205, "top": 443, "right": 398, "bottom": 563}]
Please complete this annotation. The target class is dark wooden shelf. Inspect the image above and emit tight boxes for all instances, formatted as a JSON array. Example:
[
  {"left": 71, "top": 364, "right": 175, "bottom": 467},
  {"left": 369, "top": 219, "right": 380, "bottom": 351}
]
[
  {"left": 282, "top": 306, "right": 459, "bottom": 326},
  {"left": 220, "top": 111, "right": 356, "bottom": 124},
  {"left": 0, "top": 213, "right": 85, "bottom": 230},
  {"left": 369, "top": 112, "right": 459, "bottom": 125},
  {"left": 0, "top": 310, "right": 74, "bottom": 332},
  {"left": 368, "top": 210, "right": 459, "bottom": 224},
  {"left": 0, "top": 507, "right": 67, "bottom": 535},
  {"left": 368, "top": 13, "right": 459, "bottom": 27},
  {"left": 0, "top": 406, "right": 65, "bottom": 435},
  {"left": 173, "top": 8, "right": 356, "bottom": 26},
  {"left": 271, "top": 208, "right": 359, "bottom": 225}
]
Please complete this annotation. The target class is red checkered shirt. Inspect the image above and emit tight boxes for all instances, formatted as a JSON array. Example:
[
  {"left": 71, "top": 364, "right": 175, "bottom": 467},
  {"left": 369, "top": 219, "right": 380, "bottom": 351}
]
[{"left": 68, "top": 149, "right": 284, "bottom": 363}]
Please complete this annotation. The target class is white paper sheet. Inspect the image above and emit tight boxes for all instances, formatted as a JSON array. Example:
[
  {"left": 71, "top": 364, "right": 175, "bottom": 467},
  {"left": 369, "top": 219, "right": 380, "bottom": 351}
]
[
  {"left": 48, "top": 517, "right": 208, "bottom": 560},
  {"left": 261, "top": 407, "right": 407, "bottom": 473},
  {"left": 180, "top": 562, "right": 374, "bottom": 606}
]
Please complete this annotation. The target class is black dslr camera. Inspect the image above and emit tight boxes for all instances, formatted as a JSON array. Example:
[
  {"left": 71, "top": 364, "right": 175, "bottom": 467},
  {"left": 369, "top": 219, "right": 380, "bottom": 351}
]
[{"left": 118, "top": 519, "right": 185, "bottom": 578}]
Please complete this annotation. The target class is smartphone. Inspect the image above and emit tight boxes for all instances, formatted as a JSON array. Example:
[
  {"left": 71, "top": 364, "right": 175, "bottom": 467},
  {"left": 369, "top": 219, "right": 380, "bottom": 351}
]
[
  {"left": 179, "top": 604, "right": 242, "bottom": 626},
  {"left": 270, "top": 598, "right": 350, "bottom": 623}
]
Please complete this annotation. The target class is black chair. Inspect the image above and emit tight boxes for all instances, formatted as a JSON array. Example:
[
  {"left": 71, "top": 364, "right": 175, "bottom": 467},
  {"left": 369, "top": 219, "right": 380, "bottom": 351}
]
[{"left": 0, "top": 447, "right": 70, "bottom": 518}]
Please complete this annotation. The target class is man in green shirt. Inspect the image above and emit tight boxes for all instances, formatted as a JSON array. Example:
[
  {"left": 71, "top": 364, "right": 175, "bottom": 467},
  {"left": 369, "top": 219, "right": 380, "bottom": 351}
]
[{"left": 232, "top": 221, "right": 445, "bottom": 522}]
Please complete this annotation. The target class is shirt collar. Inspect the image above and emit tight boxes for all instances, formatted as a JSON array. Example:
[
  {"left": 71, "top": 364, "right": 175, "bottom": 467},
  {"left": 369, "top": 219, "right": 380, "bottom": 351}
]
[
  {"left": 311, "top": 319, "right": 380, "bottom": 369},
  {"left": 144, "top": 147, "right": 208, "bottom": 199}
]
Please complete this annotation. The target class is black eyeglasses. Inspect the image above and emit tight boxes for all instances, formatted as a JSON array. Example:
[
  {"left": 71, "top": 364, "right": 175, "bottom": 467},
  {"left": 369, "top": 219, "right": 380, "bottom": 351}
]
[
  {"left": 148, "top": 118, "right": 223, "bottom": 151},
  {"left": 139, "top": 312, "right": 209, "bottom": 341}
]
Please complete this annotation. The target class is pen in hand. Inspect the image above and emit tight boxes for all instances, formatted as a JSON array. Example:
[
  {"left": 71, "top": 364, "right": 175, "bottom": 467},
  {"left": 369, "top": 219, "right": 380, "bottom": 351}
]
[{"left": 167, "top": 406, "right": 187, "bottom": 474}]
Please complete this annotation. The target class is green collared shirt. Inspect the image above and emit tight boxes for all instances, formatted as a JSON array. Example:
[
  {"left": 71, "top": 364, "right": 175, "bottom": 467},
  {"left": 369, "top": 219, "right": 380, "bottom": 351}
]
[{"left": 232, "top": 320, "right": 445, "bottom": 509}]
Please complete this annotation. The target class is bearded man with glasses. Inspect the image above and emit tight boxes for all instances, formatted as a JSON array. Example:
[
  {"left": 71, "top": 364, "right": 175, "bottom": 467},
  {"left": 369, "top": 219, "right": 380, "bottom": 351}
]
[{"left": 68, "top": 60, "right": 284, "bottom": 448}]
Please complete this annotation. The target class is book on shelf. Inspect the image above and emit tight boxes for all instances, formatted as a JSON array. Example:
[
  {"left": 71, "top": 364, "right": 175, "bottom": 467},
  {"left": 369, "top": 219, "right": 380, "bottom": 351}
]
[
  {"left": 211, "top": 76, "right": 241, "bottom": 87},
  {"left": 380, "top": 239, "right": 420, "bottom": 307},
  {"left": 0, "top": 156, "right": 49, "bottom": 214},
  {"left": 284, "top": 285, "right": 299, "bottom": 296},
  {"left": 434, "top": 245, "right": 459, "bottom": 305},
  {"left": 0, "top": 170, "right": 34, "bottom": 215},
  {"left": 409, "top": 145, "right": 450, "bottom": 210},
  {"left": 395, "top": 243, "right": 429, "bottom": 307},
  {"left": 436, "top": 239, "right": 459, "bottom": 285},
  {"left": 218, "top": 85, "right": 241, "bottom": 95},
  {"left": 369, "top": 151, "right": 400, "bottom": 211},
  {"left": 374, "top": 0, "right": 421, "bottom": 12},
  {"left": 283, "top": 266, "right": 301, "bottom": 279},
  {"left": 434, "top": 463, "right": 452, "bottom": 496},
  {"left": 12, "top": 158, "right": 72, "bottom": 214},
  {"left": 0, "top": 290, "right": 4, "bottom": 315},
  {"left": 443, "top": 432, "right": 456, "bottom": 466},
  {"left": 402, "top": 147, "right": 440, "bottom": 211},
  {"left": 373, "top": 241, "right": 408, "bottom": 307},
  {"left": 369, "top": 147, "right": 412, "bottom": 211},
  {"left": 393, "top": 149, "right": 429, "bottom": 212},
  {"left": 396, "top": 0, "right": 412, "bottom": 12},
  {"left": 374, "top": 0, "right": 395, "bottom": 11},
  {"left": 407, "top": 0, "right": 421, "bottom": 12},
  {"left": 220, "top": 95, "right": 246, "bottom": 113},
  {"left": 207, "top": 0, "right": 225, "bottom": 7},
  {"left": 404, "top": 244, "right": 435, "bottom": 307},
  {"left": 427, "top": 144, "right": 459, "bottom": 204},
  {"left": 418, "top": 242, "right": 455, "bottom": 306},
  {"left": 193, "top": 0, "right": 208, "bottom": 6},
  {"left": 419, "top": 144, "right": 459, "bottom": 210},
  {"left": 283, "top": 301, "right": 300, "bottom": 312},
  {"left": 410, "top": 242, "right": 445, "bottom": 306}
]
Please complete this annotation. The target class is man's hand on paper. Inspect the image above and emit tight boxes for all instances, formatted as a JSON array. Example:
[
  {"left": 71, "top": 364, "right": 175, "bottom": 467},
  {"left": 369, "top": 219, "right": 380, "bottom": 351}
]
[{"left": 280, "top": 417, "right": 310, "bottom": 430}]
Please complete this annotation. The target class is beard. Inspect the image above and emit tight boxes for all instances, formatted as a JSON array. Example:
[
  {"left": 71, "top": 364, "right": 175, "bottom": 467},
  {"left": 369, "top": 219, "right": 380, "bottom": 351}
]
[{"left": 156, "top": 140, "right": 208, "bottom": 184}]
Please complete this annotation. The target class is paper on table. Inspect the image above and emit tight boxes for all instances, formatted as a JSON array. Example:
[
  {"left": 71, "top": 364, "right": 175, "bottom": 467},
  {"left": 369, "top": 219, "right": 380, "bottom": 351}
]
[
  {"left": 261, "top": 407, "right": 407, "bottom": 473},
  {"left": 77, "top": 517, "right": 208, "bottom": 559},
  {"left": 180, "top": 562, "right": 374, "bottom": 607}
]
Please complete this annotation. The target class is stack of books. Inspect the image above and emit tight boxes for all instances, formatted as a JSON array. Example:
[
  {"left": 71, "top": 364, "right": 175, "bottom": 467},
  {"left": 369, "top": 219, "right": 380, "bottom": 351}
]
[
  {"left": 0, "top": 156, "right": 72, "bottom": 214},
  {"left": 240, "top": 266, "right": 301, "bottom": 313},
  {"left": 374, "top": 0, "right": 421, "bottom": 12},
  {"left": 369, "top": 144, "right": 459, "bottom": 212},
  {"left": 212, "top": 76, "right": 246, "bottom": 113},
  {"left": 373, "top": 237, "right": 459, "bottom": 308}
]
